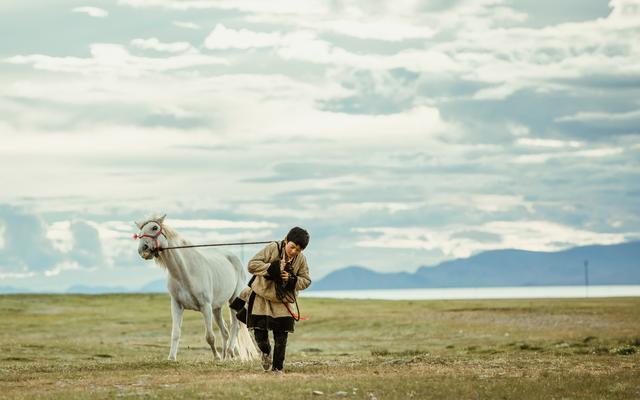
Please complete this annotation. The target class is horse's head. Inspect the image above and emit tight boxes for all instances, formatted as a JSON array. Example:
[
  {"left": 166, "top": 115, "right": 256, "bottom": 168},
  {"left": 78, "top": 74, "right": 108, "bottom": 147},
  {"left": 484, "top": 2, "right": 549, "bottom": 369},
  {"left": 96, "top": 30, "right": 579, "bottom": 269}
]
[{"left": 134, "top": 214, "right": 169, "bottom": 260}]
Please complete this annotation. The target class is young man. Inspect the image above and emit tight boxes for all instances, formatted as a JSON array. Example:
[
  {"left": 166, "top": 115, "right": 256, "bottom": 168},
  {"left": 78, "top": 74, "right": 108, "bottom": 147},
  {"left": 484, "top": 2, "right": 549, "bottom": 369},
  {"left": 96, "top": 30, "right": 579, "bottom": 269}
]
[{"left": 233, "top": 227, "right": 311, "bottom": 373}]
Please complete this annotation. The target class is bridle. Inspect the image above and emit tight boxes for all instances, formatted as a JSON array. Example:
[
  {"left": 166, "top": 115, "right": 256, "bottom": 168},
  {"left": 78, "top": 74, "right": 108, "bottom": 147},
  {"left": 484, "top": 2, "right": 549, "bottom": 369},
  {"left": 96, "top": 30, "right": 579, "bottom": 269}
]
[{"left": 133, "top": 221, "right": 167, "bottom": 254}]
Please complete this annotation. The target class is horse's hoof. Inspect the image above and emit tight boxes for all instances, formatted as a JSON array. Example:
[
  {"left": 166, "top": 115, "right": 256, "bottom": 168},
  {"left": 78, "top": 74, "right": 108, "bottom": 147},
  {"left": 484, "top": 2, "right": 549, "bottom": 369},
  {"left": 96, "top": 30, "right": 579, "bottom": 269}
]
[{"left": 167, "top": 356, "right": 177, "bottom": 362}]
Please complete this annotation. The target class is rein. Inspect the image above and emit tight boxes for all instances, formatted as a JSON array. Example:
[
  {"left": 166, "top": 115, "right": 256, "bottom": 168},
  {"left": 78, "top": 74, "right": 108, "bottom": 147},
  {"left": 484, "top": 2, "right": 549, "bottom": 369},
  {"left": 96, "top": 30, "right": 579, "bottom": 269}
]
[
  {"left": 159, "top": 241, "right": 274, "bottom": 252},
  {"left": 133, "top": 223, "right": 272, "bottom": 252}
]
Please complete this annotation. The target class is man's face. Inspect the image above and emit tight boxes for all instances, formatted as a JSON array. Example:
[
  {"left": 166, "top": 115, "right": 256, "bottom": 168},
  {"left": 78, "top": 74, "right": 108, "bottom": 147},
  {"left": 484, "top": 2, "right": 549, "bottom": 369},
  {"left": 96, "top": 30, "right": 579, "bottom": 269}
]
[{"left": 284, "top": 240, "right": 303, "bottom": 260}]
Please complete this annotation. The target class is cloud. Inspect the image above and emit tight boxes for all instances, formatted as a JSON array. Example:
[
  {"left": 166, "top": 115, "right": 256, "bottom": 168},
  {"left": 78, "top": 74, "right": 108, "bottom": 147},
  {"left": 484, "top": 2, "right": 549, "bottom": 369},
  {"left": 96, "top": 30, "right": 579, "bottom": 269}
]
[
  {"left": 0, "top": 207, "right": 63, "bottom": 273},
  {"left": 131, "top": 38, "right": 194, "bottom": 53},
  {"left": 0, "top": 207, "right": 109, "bottom": 279},
  {"left": 118, "top": 0, "right": 331, "bottom": 14},
  {"left": 204, "top": 24, "right": 282, "bottom": 49},
  {"left": 555, "top": 109, "right": 640, "bottom": 132},
  {"left": 252, "top": 16, "right": 436, "bottom": 42},
  {"left": 68, "top": 220, "right": 104, "bottom": 266},
  {"left": 516, "top": 138, "right": 583, "bottom": 148},
  {"left": 46, "top": 221, "right": 73, "bottom": 253},
  {"left": 514, "top": 147, "right": 624, "bottom": 164},
  {"left": 168, "top": 219, "right": 277, "bottom": 230},
  {"left": 172, "top": 21, "right": 201, "bottom": 30},
  {"left": 71, "top": 6, "right": 109, "bottom": 18},
  {"left": 44, "top": 261, "right": 82, "bottom": 277},
  {"left": 353, "top": 220, "right": 636, "bottom": 259},
  {"left": 7, "top": 43, "right": 228, "bottom": 77},
  {"left": 472, "top": 195, "right": 535, "bottom": 213}
]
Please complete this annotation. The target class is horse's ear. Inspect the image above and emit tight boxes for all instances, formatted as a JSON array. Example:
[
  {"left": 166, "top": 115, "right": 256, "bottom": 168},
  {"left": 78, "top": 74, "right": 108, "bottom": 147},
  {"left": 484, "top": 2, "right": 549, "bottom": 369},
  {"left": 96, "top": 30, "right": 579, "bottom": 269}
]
[
  {"left": 135, "top": 220, "right": 145, "bottom": 229},
  {"left": 158, "top": 214, "right": 166, "bottom": 224}
]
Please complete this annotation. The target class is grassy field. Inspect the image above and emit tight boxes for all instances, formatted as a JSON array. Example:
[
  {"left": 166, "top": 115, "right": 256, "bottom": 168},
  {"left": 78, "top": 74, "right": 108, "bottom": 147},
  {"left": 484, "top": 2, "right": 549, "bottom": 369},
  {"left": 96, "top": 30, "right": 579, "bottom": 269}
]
[{"left": 1, "top": 294, "right": 639, "bottom": 399}]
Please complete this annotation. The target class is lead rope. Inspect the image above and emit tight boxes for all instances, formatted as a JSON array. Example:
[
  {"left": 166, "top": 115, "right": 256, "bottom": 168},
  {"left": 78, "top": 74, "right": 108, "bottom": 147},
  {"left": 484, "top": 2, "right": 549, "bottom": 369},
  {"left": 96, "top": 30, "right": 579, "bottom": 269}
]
[{"left": 276, "top": 245, "right": 307, "bottom": 322}]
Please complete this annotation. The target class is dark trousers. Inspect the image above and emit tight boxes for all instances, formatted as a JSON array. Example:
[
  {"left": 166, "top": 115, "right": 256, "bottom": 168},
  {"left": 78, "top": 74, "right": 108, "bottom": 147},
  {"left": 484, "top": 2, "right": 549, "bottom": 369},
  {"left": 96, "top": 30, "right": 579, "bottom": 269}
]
[{"left": 254, "top": 329, "right": 289, "bottom": 370}]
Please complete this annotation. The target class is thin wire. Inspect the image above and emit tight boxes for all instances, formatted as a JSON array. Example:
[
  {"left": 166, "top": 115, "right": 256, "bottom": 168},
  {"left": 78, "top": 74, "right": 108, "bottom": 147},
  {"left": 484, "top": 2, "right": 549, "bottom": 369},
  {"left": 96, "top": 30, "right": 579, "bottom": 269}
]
[{"left": 159, "top": 240, "right": 274, "bottom": 251}]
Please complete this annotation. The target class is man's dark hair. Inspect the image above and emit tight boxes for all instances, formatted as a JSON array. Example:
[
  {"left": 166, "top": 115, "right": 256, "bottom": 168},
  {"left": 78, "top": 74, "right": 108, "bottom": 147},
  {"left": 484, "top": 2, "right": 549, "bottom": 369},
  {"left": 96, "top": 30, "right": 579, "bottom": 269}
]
[{"left": 286, "top": 227, "right": 310, "bottom": 249}]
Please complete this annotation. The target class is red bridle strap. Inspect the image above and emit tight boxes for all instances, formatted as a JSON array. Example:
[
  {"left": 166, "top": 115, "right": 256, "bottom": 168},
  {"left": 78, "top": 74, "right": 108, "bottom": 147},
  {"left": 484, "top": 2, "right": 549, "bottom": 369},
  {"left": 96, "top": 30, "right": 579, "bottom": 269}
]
[{"left": 132, "top": 222, "right": 166, "bottom": 251}]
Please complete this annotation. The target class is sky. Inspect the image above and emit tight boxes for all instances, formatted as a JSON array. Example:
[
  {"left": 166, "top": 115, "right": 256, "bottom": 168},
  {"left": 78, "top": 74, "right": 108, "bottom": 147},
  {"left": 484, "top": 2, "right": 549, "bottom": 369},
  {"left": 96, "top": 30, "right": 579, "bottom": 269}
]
[{"left": 1, "top": 0, "right": 639, "bottom": 291}]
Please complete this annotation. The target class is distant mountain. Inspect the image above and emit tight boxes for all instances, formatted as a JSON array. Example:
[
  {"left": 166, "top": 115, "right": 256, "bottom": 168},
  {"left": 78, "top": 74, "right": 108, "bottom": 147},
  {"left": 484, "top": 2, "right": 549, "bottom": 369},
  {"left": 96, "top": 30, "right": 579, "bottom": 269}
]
[
  {"left": 139, "top": 279, "right": 167, "bottom": 293},
  {"left": 0, "top": 280, "right": 167, "bottom": 295},
  {"left": 0, "top": 286, "right": 32, "bottom": 294},
  {"left": 66, "top": 285, "right": 130, "bottom": 294},
  {"left": 311, "top": 241, "right": 640, "bottom": 290},
  {"left": 311, "top": 266, "right": 425, "bottom": 290}
]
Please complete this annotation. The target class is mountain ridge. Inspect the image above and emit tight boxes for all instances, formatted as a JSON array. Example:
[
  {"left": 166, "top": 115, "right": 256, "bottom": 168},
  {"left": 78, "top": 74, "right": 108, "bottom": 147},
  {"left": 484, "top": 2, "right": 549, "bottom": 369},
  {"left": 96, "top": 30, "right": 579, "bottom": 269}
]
[{"left": 311, "top": 241, "right": 640, "bottom": 290}]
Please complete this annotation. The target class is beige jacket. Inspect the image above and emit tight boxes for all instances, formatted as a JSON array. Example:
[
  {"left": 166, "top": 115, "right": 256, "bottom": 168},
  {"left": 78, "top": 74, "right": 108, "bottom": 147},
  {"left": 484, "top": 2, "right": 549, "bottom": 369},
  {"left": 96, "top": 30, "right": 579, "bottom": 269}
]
[{"left": 241, "top": 241, "right": 311, "bottom": 319}]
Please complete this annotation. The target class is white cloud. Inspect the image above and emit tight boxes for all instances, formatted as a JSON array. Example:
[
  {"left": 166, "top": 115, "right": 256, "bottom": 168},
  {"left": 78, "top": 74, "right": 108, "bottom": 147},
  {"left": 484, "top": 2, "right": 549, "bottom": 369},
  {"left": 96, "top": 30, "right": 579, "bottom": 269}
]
[
  {"left": 472, "top": 195, "right": 534, "bottom": 213},
  {"left": 72, "top": 6, "right": 109, "bottom": 18},
  {"left": 119, "top": 0, "right": 330, "bottom": 14},
  {"left": 315, "top": 19, "right": 435, "bottom": 41},
  {"left": 514, "top": 147, "right": 624, "bottom": 164},
  {"left": 46, "top": 221, "right": 74, "bottom": 253},
  {"left": 204, "top": 24, "right": 282, "bottom": 49},
  {"left": 507, "top": 123, "right": 530, "bottom": 137},
  {"left": 555, "top": 109, "right": 640, "bottom": 124},
  {"left": 172, "top": 21, "right": 201, "bottom": 30},
  {"left": 483, "top": 220, "right": 632, "bottom": 251},
  {"left": 609, "top": 0, "right": 640, "bottom": 22},
  {"left": 0, "top": 271, "right": 36, "bottom": 280},
  {"left": 44, "top": 261, "right": 83, "bottom": 277},
  {"left": 169, "top": 219, "right": 277, "bottom": 230},
  {"left": 354, "top": 220, "right": 634, "bottom": 259},
  {"left": 226, "top": 103, "right": 450, "bottom": 144},
  {"left": 257, "top": 17, "right": 436, "bottom": 42},
  {"left": 7, "top": 43, "right": 228, "bottom": 77},
  {"left": 274, "top": 31, "right": 459, "bottom": 71},
  {"left": 336, "top": 202, "right": 424, "bottom": 214},
  {"left": 516, "top": 138, "right": 583, "bottom": 148},
  {"left": 131, "top": 38, "right": 194, "bottom": 53}
]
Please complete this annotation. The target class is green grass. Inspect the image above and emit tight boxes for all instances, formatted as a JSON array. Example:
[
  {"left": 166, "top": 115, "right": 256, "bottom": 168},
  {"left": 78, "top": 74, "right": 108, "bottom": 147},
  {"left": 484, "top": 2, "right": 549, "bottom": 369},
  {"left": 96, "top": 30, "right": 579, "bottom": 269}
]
[{"left": 1, "top": 294, "right": 639, "bottom": 399}]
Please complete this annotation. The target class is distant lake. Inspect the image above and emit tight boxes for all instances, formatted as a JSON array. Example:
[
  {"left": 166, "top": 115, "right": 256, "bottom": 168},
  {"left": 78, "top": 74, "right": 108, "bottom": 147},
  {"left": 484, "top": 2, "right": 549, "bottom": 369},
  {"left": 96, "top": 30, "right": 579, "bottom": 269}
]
[{"left": 301, "top": 285, "right": 640, "bottom": 301}]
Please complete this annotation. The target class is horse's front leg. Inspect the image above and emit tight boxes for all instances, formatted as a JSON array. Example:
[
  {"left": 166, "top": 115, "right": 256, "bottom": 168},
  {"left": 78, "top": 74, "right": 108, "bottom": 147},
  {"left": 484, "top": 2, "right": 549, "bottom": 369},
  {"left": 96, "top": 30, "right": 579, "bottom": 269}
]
[
  {"left": 168, "top": 296, "right": 184, "bottom": 361},
  {"left": 202, "top": 303, "right": 222, "bottom": 360},
  {"left": 213, "top": 307, "right": 231, "bottom": 359}
]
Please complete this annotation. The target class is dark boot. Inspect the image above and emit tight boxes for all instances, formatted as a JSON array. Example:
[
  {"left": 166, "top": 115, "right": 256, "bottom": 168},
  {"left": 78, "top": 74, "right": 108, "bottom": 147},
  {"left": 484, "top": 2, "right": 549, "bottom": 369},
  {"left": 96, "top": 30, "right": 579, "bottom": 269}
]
[
  {"left": 272, "top": 330, "right": 289, "bottom": 372},
  {"left": 253, "top": 329, "right": 271, "bottom": 371}
]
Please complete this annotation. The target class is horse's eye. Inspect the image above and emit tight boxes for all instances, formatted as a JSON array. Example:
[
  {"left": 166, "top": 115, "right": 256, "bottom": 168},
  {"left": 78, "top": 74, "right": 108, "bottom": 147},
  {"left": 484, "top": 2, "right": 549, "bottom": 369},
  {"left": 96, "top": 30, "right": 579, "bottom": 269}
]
[{"left": 152, "top": 226, "right": 158, "bottom": 230}]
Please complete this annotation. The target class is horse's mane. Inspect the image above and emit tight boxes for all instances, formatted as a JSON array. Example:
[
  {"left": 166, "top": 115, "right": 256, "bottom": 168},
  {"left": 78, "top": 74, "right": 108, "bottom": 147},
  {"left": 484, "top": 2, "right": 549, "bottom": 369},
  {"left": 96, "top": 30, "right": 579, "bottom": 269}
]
[{"left": 159, "top": 224, "right": 182, "bottom": 242}]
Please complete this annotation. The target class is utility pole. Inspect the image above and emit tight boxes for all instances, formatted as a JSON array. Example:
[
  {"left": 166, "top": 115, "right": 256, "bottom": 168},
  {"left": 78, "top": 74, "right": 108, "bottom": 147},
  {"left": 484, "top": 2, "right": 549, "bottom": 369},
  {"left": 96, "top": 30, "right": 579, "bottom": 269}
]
[{"left": 584, "top": 260, "right": 589, "bottom": 298}]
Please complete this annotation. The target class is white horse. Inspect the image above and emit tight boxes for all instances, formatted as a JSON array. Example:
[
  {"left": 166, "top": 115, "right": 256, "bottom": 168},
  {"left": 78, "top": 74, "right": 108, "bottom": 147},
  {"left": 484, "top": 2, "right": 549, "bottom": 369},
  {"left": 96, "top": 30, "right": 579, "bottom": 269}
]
[{"left": 135, "top": 214, "right": 259, "bottom": 362}]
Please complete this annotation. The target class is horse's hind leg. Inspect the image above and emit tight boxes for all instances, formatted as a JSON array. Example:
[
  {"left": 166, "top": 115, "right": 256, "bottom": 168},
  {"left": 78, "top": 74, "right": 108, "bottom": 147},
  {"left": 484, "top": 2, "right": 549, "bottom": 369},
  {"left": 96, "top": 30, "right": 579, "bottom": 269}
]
[
  {"left": 213, "top": 307, "right": 231, "bottom": 359},
  {"left": 168, "top": 296, "right": 184, "bottom": 361},
  {"left": 202, "top": 303, "right": 222, "bottom": 360}
]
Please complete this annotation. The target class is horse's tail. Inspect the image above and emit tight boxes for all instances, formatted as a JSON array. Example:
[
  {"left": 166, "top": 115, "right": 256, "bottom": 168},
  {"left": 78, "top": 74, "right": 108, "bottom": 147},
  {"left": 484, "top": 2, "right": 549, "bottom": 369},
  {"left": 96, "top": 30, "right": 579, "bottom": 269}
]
[
  {"left": 225, "top": 253, "right": 248, "bottom": 298},
  {"left": 236, "top": 321, "right": 260, "bottom": 361}
]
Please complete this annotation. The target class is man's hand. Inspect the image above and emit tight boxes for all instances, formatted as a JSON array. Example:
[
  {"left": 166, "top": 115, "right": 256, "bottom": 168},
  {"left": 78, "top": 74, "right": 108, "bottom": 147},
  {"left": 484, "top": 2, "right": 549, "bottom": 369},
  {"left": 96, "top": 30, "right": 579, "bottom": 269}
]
[{"left": 280, "top": 271, "right": 289, "bottom": 282}]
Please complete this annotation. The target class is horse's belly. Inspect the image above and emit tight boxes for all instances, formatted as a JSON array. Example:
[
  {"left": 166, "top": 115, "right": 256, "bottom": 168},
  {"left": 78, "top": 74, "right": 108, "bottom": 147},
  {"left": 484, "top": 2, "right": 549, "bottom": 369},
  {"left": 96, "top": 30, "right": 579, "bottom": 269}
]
[{"left": 168, "top": 283, "right": 200, "bottom": 311}]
